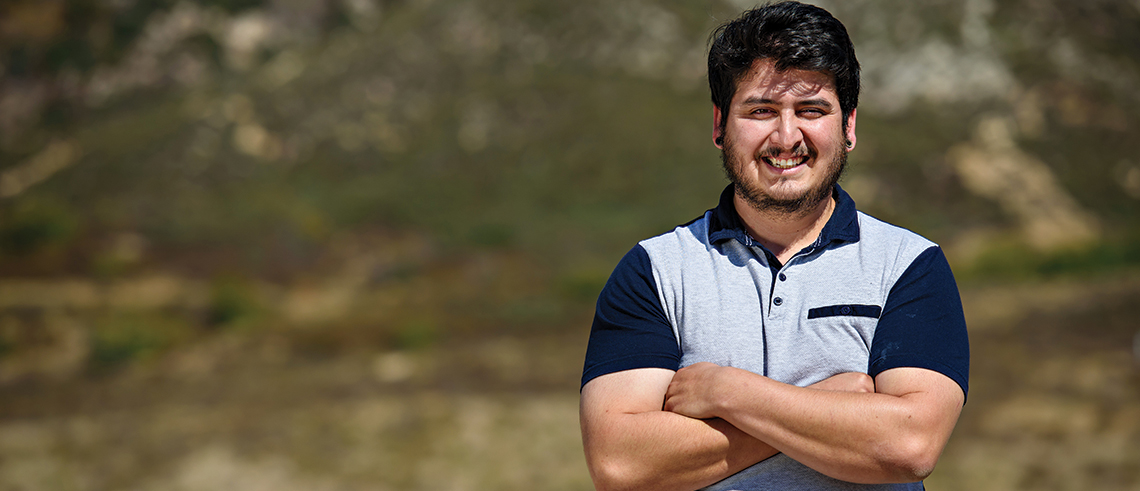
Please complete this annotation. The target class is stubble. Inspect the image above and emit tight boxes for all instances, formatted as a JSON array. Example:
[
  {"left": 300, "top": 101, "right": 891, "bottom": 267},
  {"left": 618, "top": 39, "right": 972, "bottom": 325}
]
[{"left": 720, "top": 136, "right": 847, "bottom": 219}]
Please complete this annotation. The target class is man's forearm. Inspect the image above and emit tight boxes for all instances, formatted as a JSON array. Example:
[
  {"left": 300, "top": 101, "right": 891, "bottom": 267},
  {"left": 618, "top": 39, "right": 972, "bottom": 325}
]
[
  {"left": 583, "top": 409, "right": 776, "bottom": 491},
  {"left": 581, "top": 369, "right": 878, "bottom": 491},
  {"left": 580, "top": 368, "right": 778, "bottom": 491},
  {"left": 664, "top": 365, "right": 964, "bottom": 484},
  {"left": 718, "top": 381, "right": 935, "bottom": 483}
]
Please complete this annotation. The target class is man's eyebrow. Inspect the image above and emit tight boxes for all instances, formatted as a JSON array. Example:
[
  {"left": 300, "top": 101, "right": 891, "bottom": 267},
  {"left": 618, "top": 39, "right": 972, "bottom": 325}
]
[
  {"left": 740, "top": 96, "right": 774, "bottom": 106},
  {"left": 798, "top": 98, "right": 834, "bottom": 109},
  {"left": 738, "top": 96, "right": 835, "bottom": 109}
]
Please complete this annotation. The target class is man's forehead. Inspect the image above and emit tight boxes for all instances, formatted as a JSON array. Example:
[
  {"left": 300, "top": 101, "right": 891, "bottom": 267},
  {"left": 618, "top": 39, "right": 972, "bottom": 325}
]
[{"left": 733, "top": 59, "right": 836, "bottom": 102}]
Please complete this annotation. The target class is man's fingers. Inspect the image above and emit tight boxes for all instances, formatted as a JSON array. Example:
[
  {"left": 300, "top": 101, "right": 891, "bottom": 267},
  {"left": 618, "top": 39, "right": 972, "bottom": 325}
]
[{"left": 808, "top": 372, "right": 874, "bottom": 393}]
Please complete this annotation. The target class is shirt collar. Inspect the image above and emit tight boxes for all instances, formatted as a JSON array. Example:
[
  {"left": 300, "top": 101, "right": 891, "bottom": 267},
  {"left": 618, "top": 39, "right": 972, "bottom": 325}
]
[{"left": 707, "top": 184, "right": 861, "bottom": 247}]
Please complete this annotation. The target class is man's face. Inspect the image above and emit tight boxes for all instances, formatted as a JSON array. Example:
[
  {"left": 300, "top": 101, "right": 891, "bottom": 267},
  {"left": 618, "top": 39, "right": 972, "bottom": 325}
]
[{"left": 715, "top": 59, "right": 857, "bottom": 217}]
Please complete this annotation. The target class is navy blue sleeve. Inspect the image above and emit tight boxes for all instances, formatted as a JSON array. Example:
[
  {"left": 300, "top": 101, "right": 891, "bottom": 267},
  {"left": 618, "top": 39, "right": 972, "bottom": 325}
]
[
  {"left": 581, "top": 245, "right": 681, "bottom": 389},
  {"left": 869, "top": 246, "right": 970, "bottom": 400}
]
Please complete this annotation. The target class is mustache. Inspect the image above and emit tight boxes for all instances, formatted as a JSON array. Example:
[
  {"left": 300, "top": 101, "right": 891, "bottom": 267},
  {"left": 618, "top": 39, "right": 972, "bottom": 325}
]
[{"left": 759, "top": 144, "right": 814, "bottom": 159}]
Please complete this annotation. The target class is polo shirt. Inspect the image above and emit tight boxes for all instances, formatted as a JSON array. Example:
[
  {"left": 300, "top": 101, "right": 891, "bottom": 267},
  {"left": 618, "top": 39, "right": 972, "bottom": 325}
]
[{"left": 581, "top": 184, "right": 969, "bottom": 490}]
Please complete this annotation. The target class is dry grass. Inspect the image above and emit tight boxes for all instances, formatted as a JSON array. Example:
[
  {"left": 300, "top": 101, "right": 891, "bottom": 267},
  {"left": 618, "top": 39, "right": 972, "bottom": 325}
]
[{"left": 1, "top": 274, "right": 1139, "bottom": 490}]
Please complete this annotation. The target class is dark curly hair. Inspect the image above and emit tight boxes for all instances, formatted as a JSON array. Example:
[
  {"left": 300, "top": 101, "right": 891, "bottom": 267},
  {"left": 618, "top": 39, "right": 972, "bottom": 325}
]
[{"left": 708, "top": 1, "right": 860, "bottom": 132}]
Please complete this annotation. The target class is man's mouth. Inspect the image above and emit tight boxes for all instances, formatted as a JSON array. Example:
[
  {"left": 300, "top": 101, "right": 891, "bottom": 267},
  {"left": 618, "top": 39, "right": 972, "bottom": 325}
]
[{"left": 764, "top": 155, "right": 808, "bottom": 169}]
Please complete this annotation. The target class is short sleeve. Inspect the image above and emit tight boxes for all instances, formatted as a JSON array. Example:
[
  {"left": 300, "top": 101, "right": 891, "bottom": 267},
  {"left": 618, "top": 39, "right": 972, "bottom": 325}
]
[
  {"left": 869, "top": 246, "right": 970, "bottom": 399},
  {"left": 581, "top": 245, "right": 681, "bottom": 389}
]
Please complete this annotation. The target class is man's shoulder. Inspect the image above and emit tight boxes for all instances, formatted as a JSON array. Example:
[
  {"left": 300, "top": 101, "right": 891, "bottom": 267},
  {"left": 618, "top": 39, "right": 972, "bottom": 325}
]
[
  {"left": 638, "top": 210, "right": 715, "bottom": 252},
  {"left": 848, "top": 210, "right": 945, "bottom": 283},
  {"left": 854, "top": 210, "right": 938, "bottom": 251}
]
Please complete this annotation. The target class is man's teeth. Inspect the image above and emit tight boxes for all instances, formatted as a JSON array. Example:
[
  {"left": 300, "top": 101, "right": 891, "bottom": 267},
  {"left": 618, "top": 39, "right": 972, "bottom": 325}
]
[{"left": 768, "top": 157, "right": 802, "bottom": 169}]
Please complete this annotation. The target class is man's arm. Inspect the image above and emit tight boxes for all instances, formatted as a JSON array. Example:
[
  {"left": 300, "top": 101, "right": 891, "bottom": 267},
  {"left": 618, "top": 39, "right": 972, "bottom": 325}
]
[
  {"left": 581, "top": 368, "right": 774, "bottom": 491},
  {"left": 657, "top": 245, "right": 969, "bottom": 484},
  {"left": 663, "top": 364, "right": 964, "bottom": 484},
  {"left": 580, "top": 368, "right": 876, "bottom": 491}
]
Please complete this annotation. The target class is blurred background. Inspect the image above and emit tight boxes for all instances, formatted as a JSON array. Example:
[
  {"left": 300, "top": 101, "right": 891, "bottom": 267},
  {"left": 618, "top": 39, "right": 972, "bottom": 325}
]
[{"left": 0, "top": 0, "right": 1138, "bottom": 489}]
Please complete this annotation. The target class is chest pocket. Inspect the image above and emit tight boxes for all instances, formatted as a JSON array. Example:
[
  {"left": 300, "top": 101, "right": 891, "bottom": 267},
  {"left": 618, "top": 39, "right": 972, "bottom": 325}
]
[
  {"left": 808, "top": 304, "right": 882, "bottom": 319},
  {"left": 788, "top": 303, "right": 883, "bottom": 382}
]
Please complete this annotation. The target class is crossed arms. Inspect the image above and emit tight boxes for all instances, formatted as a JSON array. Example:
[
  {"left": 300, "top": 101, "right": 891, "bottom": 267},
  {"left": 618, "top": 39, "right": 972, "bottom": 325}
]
[{"left": 579, "top": 364, "right": 964, "bottom": 491}]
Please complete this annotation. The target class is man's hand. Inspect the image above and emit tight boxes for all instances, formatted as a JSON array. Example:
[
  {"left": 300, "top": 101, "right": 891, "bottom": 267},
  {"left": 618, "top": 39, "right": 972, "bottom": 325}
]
[
  {"left": 807, "top": 371, "right": 874, "bottom": 393},
  {"left": 661, "top": 362, "right": 730, "bottom": 419}
]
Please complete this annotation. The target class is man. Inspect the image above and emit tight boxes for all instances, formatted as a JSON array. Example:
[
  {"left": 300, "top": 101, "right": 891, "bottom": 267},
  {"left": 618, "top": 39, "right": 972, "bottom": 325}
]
[{"left": 579, "top": 2, "right": 970, "bottom": 490}]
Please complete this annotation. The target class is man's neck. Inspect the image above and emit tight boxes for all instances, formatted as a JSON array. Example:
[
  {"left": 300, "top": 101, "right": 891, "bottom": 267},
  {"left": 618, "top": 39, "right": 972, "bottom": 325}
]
[{"left": 734, "top": 192, "right": 835, "bottom": 265}]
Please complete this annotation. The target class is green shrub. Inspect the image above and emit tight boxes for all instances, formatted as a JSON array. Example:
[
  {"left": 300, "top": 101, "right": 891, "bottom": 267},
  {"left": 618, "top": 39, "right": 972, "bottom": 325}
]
[{"left": 0, "top": 198, "right": 78, "bottom": 256}]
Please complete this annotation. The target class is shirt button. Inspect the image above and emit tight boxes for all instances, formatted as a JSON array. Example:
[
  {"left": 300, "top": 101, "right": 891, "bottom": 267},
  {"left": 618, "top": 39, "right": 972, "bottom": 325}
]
[
  {"left": 778, "top": 273, "right": 787, "bottom": 281},
  {"left": 773, "top": 297, "right": 783, "bottom": 306},
  {"left": 841, "top": 306, "right": 851, "bottom": 315}
]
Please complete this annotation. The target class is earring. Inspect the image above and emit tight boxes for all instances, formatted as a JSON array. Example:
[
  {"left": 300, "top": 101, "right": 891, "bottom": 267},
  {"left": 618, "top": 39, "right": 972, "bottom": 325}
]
[{"left": 716, "top": 136, "right": 724, "bottom": 146}]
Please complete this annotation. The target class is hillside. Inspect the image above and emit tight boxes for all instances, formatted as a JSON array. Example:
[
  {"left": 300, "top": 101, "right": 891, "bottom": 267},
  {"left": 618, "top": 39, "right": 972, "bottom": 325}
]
[{"left": 1, "top": 1, "right": 1138, "bottom": 489}]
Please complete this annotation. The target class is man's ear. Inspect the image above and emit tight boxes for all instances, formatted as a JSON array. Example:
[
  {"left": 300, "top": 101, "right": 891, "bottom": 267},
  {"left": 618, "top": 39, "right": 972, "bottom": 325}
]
[
  {"left": 844, "top": 108, "right": 857, "bottom": 151},
  {"left": 713, "top": 106, "right": 724, "bottom": 149}
]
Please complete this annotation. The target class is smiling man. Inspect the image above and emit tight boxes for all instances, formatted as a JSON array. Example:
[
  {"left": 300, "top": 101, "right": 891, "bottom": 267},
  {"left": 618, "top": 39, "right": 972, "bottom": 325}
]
[{"left": 579, "top": 2, "right": 969, "bottom": 490}]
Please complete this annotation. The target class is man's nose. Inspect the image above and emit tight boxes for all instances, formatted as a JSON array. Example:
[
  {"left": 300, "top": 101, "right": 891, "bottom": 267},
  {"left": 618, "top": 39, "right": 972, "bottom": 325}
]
[{"left": 770, "top": 112, "right": 804, "bottom": 150}]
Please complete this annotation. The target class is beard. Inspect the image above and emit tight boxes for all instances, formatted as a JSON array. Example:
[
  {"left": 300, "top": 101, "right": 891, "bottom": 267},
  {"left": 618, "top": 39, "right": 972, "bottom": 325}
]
[{"left": 720, "top": 137, "right": 847, "bottom": 218}]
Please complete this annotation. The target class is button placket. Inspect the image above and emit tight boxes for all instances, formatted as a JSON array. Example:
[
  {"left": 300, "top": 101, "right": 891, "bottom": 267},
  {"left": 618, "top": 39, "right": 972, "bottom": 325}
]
[
  {"left": 773, "top": 266, "right": 788, "bottom": 309},
  {"left": 772, "top": 251, "right": 805, "bottom": 307}
]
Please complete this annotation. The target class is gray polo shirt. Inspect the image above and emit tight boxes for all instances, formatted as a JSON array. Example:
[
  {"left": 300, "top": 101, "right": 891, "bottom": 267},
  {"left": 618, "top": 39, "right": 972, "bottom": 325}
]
[{"left": 582, "top": 184, "right": 969, "bottom": 490}]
